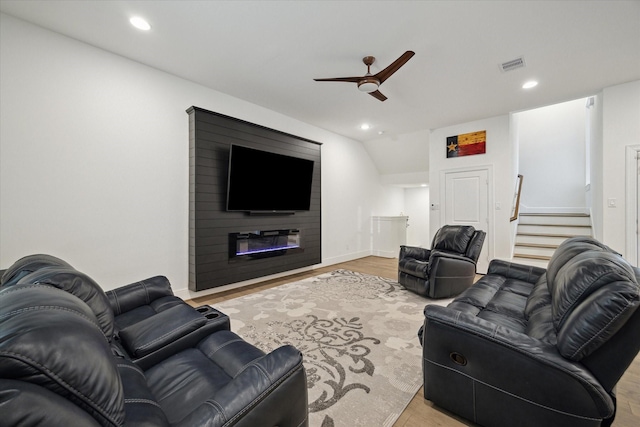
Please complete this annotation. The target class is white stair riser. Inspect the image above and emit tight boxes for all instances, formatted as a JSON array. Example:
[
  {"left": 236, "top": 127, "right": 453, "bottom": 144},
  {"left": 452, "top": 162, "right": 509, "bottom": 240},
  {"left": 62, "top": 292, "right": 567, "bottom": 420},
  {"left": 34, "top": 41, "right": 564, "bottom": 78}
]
[
  {"left": 517, "top": 224, "right": 592, "bottom": 236},
  {"left": 519, "top": 215, "right": 591, "bottom": 226},
  {"left": 515, "top": 235, "right": 569, "bottom": 246},
  {"left": 513, "top": 214, "right": 593, "bottom": 270},
  {"left": 514, "top": 246, "right": 556, "bottom": 258}
]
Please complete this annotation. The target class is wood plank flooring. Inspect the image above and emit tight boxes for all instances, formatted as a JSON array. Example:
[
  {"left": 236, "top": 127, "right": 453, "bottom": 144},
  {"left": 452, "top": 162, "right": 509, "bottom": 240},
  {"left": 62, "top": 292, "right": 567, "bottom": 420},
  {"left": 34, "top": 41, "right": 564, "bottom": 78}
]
[{"left": 188, "top": 256, "right": 640, "bottom": 427}]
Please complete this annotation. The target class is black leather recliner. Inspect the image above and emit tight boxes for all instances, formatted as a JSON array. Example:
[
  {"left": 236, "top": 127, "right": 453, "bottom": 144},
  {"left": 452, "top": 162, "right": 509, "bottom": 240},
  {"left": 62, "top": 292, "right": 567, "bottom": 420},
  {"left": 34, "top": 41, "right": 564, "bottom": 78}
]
[
  {"left": 0, "top": 255, "right": 309, "bottom": 427},
  {"left": 419, "top": 236, "right": 640, "bottom": 427},
  {"left": 0, "top": 254, "right": 231, "bottom": 370},
  {"left": 398, "top": 225, "right": 486, "bottom": 298}
]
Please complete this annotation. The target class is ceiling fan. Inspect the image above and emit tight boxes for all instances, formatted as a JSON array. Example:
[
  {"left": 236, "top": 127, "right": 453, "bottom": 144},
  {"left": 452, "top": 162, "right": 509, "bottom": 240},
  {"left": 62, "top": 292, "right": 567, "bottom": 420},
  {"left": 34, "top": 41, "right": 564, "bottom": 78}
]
[{"left": 314, "top": 51, "right": 415, "bottom": 101}]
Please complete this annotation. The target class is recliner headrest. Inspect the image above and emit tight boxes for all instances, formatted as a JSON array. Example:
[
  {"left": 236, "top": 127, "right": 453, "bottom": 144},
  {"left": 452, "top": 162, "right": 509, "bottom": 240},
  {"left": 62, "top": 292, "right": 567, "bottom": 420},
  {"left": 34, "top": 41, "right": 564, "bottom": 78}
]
[
  {"left": 0, "top": 285, "right": 125, "bottom": 426},
  {"left": 0, "top": 254, "right": 72, "bottom": 287},
  {"left": 17, "top": 266, "right": 115, "bottom": 340},
  {"left": 432, "top": 225, "right": 476, "bottom": 254}
]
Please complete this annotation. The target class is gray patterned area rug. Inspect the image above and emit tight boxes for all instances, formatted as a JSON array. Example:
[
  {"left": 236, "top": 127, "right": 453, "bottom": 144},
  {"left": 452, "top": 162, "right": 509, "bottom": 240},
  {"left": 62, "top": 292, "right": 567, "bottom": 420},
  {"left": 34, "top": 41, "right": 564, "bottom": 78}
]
[{"left": 215, "top": 269, "right": 451, "bottom": 427}]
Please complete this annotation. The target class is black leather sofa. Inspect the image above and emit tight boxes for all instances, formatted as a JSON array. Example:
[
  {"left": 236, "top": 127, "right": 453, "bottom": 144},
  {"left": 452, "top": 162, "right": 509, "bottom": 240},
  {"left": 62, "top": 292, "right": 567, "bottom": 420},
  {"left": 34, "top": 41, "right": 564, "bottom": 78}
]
[
  {"left": 398, "top": 225, "right": 486, "bottom": 298},
  {"left": 0, "top": 255, "right": 309, "bottom": 427},
  {"left": 419, "top": 236, "right": 640, "bottom": 427}
]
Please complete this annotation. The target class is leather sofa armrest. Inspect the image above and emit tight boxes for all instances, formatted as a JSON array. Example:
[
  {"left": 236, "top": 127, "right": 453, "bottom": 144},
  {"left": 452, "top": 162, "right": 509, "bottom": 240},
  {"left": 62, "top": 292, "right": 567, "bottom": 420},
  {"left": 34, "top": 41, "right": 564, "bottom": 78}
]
[
  {"left": 486, "top": 259, "right": 546, "bottom": 284},
  {"left": 422, "top": 304, "right": 614, "bottom": 419},
  {"left": 119, "top": 304, "right": 207, "bottom": 358},
  {"left": 426, "top": 251, "right": 478, "bottom": 298},
  {"left": 106, "top": 276, "right": 174, "bottom": 315},
  {"left": 429, "top": 249, "right": 475, "bottom": 264},
  {"left": 428, "top": 250, "right": 477, "bottom": 279},
  {"left": 399, "top": 245, "right": 431, "bottom": 261}
]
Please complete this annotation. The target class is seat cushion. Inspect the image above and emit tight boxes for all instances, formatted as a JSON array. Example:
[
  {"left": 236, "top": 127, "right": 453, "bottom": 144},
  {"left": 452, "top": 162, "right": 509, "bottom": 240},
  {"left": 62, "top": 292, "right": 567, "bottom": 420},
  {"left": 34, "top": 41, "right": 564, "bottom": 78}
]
[
  {"left": 447, "top": 273, "right": 535, "bottom": 334},
  {"left": 144, "top": 330, "right": 266, "bottom": 425}
]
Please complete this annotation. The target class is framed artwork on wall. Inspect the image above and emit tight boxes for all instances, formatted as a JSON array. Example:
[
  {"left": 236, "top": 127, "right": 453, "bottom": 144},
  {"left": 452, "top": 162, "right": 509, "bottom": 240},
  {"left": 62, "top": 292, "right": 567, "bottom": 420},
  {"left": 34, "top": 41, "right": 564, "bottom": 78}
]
[{"left": 446, "top": 130, "right": 486, "bottom": 158}]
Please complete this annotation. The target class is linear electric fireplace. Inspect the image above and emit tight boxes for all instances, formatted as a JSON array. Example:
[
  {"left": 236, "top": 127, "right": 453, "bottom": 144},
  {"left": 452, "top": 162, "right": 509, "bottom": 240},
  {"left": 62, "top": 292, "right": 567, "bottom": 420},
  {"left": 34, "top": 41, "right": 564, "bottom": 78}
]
[{"left": 229, "top": 229, "right": 302, "bottom": 262}]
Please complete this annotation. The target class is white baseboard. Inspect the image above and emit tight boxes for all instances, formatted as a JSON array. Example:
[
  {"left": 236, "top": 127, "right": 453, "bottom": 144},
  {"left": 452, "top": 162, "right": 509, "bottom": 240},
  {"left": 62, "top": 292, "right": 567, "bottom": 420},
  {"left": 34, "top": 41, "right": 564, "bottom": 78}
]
[
  {"left": 174, "top": 250, "right": 373, "bottom": 301},
  {"left": 371, "top": 250, "right": 398, "bottom": 258},
  {"left": 320, "top": 250, "right": 372, "bottom": 266}
]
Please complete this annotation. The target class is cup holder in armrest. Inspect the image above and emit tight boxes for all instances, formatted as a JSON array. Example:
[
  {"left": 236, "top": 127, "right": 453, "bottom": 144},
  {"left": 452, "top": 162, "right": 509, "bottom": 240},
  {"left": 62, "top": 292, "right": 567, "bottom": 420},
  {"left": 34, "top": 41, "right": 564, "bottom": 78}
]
[
  {"left": 193, "top": 305, "right": 230, "bottom": 332},
  {"left": 194, "top": 305, "right": 225, "bottom": 320}
]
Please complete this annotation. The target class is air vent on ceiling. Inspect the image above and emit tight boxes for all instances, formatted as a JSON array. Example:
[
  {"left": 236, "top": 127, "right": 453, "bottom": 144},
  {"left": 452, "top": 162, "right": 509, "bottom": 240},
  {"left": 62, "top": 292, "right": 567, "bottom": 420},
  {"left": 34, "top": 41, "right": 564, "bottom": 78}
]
[{"left": 500, "top": 56, "right": 526, "bottom": 73}]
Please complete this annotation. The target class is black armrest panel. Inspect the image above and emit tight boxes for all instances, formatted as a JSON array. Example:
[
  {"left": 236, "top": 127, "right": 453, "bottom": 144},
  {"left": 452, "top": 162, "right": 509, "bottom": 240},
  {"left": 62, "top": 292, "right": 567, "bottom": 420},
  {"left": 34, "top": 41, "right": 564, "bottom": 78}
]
[
  {"left": 119, "top": 304, "right": 207, "bottom": 358},
  {"left": 399, "top": 245, "right": 431, "bottom": 261}
]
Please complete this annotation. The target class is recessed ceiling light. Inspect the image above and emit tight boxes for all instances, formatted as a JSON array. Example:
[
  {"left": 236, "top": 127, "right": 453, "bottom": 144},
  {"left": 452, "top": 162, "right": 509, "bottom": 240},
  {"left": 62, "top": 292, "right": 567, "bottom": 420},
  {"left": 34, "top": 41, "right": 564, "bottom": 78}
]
[
  {"left": 420, "top": 184, "right": 427, "bottom": 187},
  {"left": 522, "top": 80, "right": 538, "bottom": 89},
  {"left": 360, "top": 123, "right": 370, "bottom": 130},
  {"left": 130, "top": 16, "right": 151, "bottom": 31}
]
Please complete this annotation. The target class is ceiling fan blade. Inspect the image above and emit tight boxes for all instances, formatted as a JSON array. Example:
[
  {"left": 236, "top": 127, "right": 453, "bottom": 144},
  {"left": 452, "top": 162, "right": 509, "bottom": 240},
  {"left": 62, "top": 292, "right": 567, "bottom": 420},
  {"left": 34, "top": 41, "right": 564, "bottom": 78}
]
[
  {"left": 374, "top": 51, "right": 415, "bottom": 84},
  {"left": 369, "top": 90, "right": 387, "bottom": 102},
  {"left": 313, "top": 77, "right": 362, "bottom": 83}
]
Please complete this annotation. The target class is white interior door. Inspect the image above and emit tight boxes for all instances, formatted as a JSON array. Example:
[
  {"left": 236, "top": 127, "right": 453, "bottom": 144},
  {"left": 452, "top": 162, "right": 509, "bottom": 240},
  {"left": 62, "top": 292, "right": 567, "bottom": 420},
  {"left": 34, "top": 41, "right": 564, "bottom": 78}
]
[{"left": 443, "top": 168, "right": 490, "bottom": 273}]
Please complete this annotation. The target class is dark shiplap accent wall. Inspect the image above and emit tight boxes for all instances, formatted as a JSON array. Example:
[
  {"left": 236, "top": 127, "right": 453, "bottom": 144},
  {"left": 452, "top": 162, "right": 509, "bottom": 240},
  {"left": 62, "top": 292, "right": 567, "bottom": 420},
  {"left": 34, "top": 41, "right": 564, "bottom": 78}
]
[{"left": 187, "top": 106, "right": 322, "bottom": 292}]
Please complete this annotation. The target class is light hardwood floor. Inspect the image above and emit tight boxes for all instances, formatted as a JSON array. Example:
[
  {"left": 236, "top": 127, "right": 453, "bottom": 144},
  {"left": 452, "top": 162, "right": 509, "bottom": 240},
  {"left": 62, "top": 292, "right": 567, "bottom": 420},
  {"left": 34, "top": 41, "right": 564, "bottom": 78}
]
[{"left": 189, "top": 256, "right": 640, "bottom": 427}]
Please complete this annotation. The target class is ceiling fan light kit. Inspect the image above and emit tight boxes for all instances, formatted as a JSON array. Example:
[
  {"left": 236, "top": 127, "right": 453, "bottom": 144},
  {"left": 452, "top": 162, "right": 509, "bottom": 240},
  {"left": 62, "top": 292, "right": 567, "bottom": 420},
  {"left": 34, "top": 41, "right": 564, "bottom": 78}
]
[
  {"left": 357, "top": 79, "right": 379, "bottom": 93},
  {"left": 314, "top": 51, "right": 415, "bottom": 101}
]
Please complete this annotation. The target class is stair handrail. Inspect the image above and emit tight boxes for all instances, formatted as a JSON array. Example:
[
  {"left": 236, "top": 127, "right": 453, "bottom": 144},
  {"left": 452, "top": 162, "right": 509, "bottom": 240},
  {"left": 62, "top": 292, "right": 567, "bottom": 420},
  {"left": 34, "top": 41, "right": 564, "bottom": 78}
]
[{"left": 510, "top": 174, "right": 523, "bottom": 222}]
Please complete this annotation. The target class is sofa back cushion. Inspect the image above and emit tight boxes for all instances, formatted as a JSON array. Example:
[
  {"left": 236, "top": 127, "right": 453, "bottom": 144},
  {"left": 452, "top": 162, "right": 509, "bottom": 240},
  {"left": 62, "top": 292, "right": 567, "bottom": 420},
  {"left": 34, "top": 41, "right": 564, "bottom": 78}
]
[
  {"left": 0, "top": 254, "right": 72, "bottom": 287},
  {"left": 431, "top": 225, "right": 475, "bottom": 254},
  {"left": 551, "top": 250, "right": 639, "bottom": 361},
  {"left": 546, "top": 237, "right": 614, "bottom": 287},
  {"left": 16, "top": 266, "right": 116, "bottom": 340},
  {"left": 0, "top": 284, "right": 125, "bottom": 426}
]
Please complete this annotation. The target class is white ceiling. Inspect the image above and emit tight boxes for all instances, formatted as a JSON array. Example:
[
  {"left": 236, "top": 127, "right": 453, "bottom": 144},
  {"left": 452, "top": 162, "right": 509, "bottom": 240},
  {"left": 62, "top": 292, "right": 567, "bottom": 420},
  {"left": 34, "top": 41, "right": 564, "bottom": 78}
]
[{"left": 1, "top": 0, "right": 639, "bottom": 148}]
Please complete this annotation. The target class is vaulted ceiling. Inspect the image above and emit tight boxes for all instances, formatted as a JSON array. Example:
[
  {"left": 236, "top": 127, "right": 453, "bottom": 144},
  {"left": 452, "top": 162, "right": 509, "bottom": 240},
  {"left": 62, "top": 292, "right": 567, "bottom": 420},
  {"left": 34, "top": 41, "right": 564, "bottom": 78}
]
[{"left": 1, "top": 1, "right": 639, "bottom": 176}]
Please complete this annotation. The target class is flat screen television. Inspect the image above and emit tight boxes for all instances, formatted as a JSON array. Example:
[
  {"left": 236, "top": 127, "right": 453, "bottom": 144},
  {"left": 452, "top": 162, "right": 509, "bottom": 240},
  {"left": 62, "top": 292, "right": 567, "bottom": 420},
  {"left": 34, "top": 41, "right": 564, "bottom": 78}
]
[{"left": 226, "top": 144, "right": 315, "bottom": 213}]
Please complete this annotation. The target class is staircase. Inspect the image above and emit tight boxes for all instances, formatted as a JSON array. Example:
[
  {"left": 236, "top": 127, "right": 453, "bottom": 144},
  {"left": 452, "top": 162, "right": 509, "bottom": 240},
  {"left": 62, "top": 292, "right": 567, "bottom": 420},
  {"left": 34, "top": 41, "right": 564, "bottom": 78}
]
[{"left": 513, "top": 213, "right": 592, "bottom": 268}]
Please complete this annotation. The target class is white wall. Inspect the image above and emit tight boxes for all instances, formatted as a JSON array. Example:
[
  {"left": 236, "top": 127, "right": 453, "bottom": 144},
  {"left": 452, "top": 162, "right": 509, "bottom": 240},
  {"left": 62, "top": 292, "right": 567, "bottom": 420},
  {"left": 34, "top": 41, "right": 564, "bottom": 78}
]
[
  {"left": 429, "top": 115, "right": 516, "bottom": 268},
  {"left": 515, "top": 98, "right": 588, "bottom": 211},
  {"left": 363, "top": 129, "right": 430, "bottom": 176},
  {"left": 588, "top": 92, "right": 604, "bottom": 240},
  {"left": 601, "top": 80, "right": 640, "bottom": 256},
  {"left": 0, "top": 14, "right": 383, "bottom": 295},
  {"left": 321, "top": 139, "right": 387, "bottom": 264}
]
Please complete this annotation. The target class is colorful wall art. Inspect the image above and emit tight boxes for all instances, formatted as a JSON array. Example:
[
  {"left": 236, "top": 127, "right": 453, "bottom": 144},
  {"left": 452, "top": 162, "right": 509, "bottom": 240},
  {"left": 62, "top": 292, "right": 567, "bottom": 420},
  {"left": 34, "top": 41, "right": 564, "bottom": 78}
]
[{"left": 446, "top": 130, "right": 486, "bottom": 158}]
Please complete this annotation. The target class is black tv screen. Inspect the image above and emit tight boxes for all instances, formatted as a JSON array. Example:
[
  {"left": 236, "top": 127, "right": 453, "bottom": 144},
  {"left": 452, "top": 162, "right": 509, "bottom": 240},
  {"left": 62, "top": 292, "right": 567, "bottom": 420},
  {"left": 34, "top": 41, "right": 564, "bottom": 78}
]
[{"left": 226, "top": 144, "right": 315, "bottom": 212}]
